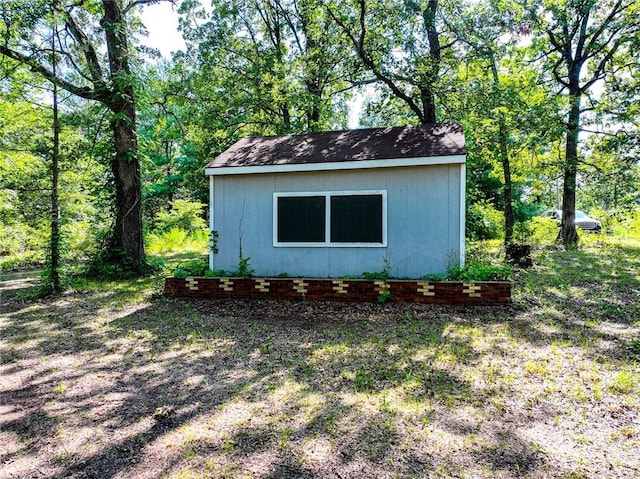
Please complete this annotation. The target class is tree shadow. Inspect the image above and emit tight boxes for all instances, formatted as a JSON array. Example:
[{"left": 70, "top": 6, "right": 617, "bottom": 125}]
[{"left": 2, "top": 242, "right": 638, "bottom": 478}]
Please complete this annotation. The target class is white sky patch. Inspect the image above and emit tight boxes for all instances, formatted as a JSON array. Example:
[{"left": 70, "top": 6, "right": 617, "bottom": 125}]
[
  {"left": 138, "top": 2, "right": 185, "bottom": 58},
  {"left": 347, "top": 93, "right": 363, "bottom": 129}
]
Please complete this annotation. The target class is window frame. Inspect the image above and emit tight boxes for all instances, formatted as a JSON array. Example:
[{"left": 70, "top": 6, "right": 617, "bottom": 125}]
[{"left": 273, "top": 190, "right": 387, "bottom": 248}]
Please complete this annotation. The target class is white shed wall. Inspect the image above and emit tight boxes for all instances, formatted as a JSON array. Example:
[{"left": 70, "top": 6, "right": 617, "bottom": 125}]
[{"left": 210, "top": 165, "right": 464, "bottom": 278}]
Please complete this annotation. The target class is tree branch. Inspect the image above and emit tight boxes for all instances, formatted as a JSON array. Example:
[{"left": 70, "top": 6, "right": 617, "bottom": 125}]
[
  {"left": 582, "top": 0, "right": 626, "bottom": 57},
  {"left": 327, "top": 1, "right": 425, "bottom": 123},
  {"left": 55, "top": 1, "right": 104, "bottom": 84},
  {"left": 0, "top": 44, "right": 97, "bottom": 101},
  {"left": 122, "top": 0, "right": 176, "bottom": 16}
]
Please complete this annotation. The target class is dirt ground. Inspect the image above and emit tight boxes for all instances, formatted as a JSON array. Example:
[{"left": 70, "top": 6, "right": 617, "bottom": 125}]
[{"left": 1, "top": 244, "right": 639, "bottom": 478}]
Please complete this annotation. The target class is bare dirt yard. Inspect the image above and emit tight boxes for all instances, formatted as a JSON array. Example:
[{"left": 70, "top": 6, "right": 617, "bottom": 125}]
[{"left": 1, "top": 240, "right": 639, "bottom": 478}]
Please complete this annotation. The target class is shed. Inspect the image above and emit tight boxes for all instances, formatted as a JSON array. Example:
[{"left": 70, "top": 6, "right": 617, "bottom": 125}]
[{"left": 205, "top": 123, "right": 466, "bottom": 278}]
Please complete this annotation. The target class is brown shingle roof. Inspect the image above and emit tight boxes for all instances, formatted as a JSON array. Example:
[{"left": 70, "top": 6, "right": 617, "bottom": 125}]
[{"left": 206, "top": 123, "right": 465, "bottom": 169}]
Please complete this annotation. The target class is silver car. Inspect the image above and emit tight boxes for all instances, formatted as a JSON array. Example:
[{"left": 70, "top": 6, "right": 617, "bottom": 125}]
[{"left": 542, "top": 209, "right": 602, "bottom": 233}]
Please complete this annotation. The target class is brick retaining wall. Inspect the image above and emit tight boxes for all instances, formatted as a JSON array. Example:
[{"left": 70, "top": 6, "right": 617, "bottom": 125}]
[{"left": 164, "top": 277, "right": 511, "bottom": 305}]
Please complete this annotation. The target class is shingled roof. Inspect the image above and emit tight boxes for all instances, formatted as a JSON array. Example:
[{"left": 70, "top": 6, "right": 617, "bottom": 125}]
[{"left": 206, "top": 123, "right": 465, "bottom": 172}]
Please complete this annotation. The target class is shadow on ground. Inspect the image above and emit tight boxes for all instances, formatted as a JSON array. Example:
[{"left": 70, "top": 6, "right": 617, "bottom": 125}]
[{"left": 1, "top": 241, "right": 638, "bottom": 478}]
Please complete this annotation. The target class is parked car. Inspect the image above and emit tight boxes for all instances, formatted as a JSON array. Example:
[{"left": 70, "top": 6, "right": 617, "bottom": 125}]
[{"left": 541, "top": 209, "right": 602, "bottom": 233}]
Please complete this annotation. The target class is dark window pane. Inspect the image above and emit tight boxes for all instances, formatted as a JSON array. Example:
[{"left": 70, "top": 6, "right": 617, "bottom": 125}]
[
  {"left": 330, "top": 195, "right": 383, "bottom": 243},
  {"left": 277, "top": 196, "right": 325, "bottom": 242}
]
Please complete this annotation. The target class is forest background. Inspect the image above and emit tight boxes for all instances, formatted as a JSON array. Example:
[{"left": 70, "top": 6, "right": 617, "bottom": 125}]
[{"left": 1, "top": 0, "right": 639, "bottom": 287}]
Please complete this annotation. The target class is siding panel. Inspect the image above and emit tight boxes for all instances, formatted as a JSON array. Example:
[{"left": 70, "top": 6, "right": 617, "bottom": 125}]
[{"left": 212, "top": 166, "right": 462, "bottom": 278}]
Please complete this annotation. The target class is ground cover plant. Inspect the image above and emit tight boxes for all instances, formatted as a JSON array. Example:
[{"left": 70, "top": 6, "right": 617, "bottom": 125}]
[{"left": 1, "top": 238, "right": 639, "bottom": 478}]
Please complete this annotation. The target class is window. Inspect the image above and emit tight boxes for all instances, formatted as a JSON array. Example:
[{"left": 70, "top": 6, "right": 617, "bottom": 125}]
[{"left": 274, "top": 190, "right": 387, "bottom": 247}]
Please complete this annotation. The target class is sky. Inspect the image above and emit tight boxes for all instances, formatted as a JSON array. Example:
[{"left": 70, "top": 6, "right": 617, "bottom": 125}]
[{"left": 138, "top": 2, "right": 186, "bottom": 58}]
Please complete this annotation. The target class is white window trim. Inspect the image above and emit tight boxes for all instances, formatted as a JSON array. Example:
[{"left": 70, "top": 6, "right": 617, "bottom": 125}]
[{"left": 273, "top": 190, "right": 388, "bottom": 248}]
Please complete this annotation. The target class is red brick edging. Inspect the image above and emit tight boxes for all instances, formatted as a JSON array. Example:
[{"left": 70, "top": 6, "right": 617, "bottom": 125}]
[{"left": 164, "top": 277, "right": 510, "bottom": 305}]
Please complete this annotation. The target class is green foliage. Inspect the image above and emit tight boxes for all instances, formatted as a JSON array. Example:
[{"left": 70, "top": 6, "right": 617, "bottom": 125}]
[
  {"left": 63, "top": 220, "right": 98, "bottom": 262},
  {"left": 376, "top": 287, "right": 394, "bottom": 304},
  {"left": 529, "top": 217, "right": 560, "bottom": 245},
  {"left": 205, "top": 269, "right": 226, "bottom": 277},
  {"left": 173, "top": 259, "right": 209, "bottom": 278},
  {"left": 148, "top": 227, "right": 186, "bottom": 251},
  {"left": 232, "top": 257, "right": 254, "bottom": 279},
  {"left": 172, "top": 255, "right": 254, "bottom": 279},
  {"left": 447, "top": 262, "right": 512, "bottom": 282},
  {"left": 362, "top": 271, "right": 390, "bottom": 280},
  {"left": 608, "top": 371, "right": 638, "bottom": 395},
  {"left": 147, "top": 228, "right": 208, "bottom": 255},
  {"left": 153, "top": 199, "right": 206, "bottom": 233},
  {"left": 362, "top": 255, "right": 394, "bottom": 280},
  {"left": 609, "top": 208, "right": 640, "bottom": 240},
  {"left": 0, "top": 251, "right": 44, "bottom": 272},
  {"left": 423, "top": 273, "right": 445, "bottom": 281},
  {"left": 467, "top": 200, "right": 504, "bottom": 240},
  {"left": 209, "top": 230, "right": 219, "bottom": 254}
]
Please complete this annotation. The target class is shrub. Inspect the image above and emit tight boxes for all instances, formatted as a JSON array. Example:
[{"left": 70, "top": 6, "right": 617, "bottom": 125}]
[
  {"left": 153, "top": 199, "right": 206, "bottom": 233},
  {"left": 0, "top": 250, "right": 45, "bottom": 272},
  {"left": 611, "top": 208, "right": 640, "bottom": 239},
  {"left": 447, "top": 261, "right": 512, "bottom": 281},
  {"left": 63, "top": 220, "right": 97, "bottom": 261},
  {"left": 529, "top": 217, "right": 560, "bottom": 245},
  {"left": 173, "top": 259, "right": 209, "bottom": 278},
  {"left": 467, "top": 200, "right": 504, "bottom": 240},
  {"left": 147, "top": 227, "right": 208, "bottom": 254}
]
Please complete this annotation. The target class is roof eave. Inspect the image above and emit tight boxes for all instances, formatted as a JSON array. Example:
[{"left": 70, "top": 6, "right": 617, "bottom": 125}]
[{"left": 205, "top": 154, "right": 466, "bottom": 176}]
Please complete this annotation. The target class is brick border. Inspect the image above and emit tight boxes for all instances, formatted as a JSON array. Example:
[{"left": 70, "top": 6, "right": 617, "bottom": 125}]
[{"left": 164, "top": 277, "right": 510, "bottom": 305}]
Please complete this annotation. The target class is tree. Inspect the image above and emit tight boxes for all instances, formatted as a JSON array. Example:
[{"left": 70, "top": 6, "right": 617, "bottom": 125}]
[
  {"left": 177, "top": 0, "right": 355, "bottom": 137},
  {"left": 0, "top": 0, "right": 175, "bottom": 274},
  {"left": 527, "top": 0, "right": 640, "bottom": 246},
  {"left": 0, "top": 78, "right": 52, "bottom": 259},
  {"left": 328, "top": 0, "right": 454, "bottom": 125},
  {"left": 49, "top": 22, "right": 61, "bottom": 292},
  {"left": 442, "top": 0, "right": 524, "bottom": 246}
]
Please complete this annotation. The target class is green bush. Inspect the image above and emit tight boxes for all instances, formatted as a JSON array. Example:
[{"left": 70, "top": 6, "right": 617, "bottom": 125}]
[
  {"left": 611, "top": 208, "right": 640, "bottom": 239},
  {"left": 528, "top": 217, "right": 560, "bottom": 245},
  {"left": 447, "top": 261, "right": 511, "bottom": 281},
  {"left": 147, "top": 227, "right": 208, "bottom": 254},
  {"left": 173, "top": 259, "right": 209, "bottom": 278},
  {"left": 63, "top": 220, "right": 97, "bottom": 261},
  {"left": 467, "top": 200, "right": 504, "bottom": 240},
  {"left": 0, "top": 250, "right": 45, "bottom": 272},
  {"left": 154, "top": 199, "right": 206, "bottom": 233},
  {"left": 0, "top": 222, "right": 46, "bottom": 257}
]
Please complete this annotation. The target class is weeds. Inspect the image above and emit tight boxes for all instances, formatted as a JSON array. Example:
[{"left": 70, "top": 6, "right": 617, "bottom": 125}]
[
  {"left": 609, "top": 371, "right": 638, "bottom": 395},
  {"left": 447, "top": 261, "right": 512, "bottom": 281}
]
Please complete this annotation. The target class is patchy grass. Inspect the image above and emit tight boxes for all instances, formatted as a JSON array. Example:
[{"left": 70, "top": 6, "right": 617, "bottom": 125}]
[{"left": 1, "top": 238, "right": 639, "bottom": 478}]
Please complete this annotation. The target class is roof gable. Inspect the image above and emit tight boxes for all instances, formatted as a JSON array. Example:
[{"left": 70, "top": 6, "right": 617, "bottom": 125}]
[{"left": 206, "top": 123, "right": 465, "bottom": 174}]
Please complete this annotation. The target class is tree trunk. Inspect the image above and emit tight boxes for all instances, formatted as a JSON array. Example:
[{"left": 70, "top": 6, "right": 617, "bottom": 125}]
[
  {"left": 560, "top": 92, "right": 581, "bottom": 246},
  {"left": 419, "top": 85, "right": 437, "bottom": 124},
  {"left": 49, "top": 28, "right": 61, "bottom": 293},
  {"left": 109, "top": 115, "right": 144, "bottom": 268},
  {"left": 102, "top": 0, "right": 145, "bottom": 271},
  {"left": 305, "top": 76, "right": 323, "bottom": 131},
  {"left": 489, "top": 53, "right": 514, "bottom": 247},
  {"left": 418, "top": 0, "right": 440, "bottom": 124}
]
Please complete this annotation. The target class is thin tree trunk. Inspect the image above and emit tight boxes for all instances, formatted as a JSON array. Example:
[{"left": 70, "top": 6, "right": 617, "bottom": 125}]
[
  {"left": 560, "top": 92, "right": 580, "bottom": 246},
  {"left": 165, "top": 141, "right": 174, "bottom": 207},
  {"left": 489, "top": 53, "right": 514, "bottom": 246},
  {"left": 305, "top": 76, "right": 322, "bottom": 131},
  {"left": 50, "top": 26, "right": 61, "bottom": 292}
]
